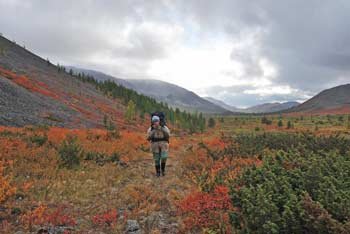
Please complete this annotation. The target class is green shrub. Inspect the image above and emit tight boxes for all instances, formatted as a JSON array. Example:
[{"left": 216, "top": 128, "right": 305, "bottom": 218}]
[
  {"left": 58, "top": 136, "right": 81, "bottom": 169},
  {"left": 230, "top": 150, "right": 350, "bottom": 233},
  {"left": 208, "top": 117, "right": 216, "bottom": 128},
  {"left": 221, "top": 132, "right": 350, "bottom": 158},
  {"left": 277, "top": 119, "right": 283, "bottom": 127},
  {"left": 29, "top": 134, "right": 48, "bottom": 146},
  {"left": 261, "top": 116, "right": 272, "bottom": 125},
  {"left": 110, "top": 152, "right": 120, "bottom": 163}
]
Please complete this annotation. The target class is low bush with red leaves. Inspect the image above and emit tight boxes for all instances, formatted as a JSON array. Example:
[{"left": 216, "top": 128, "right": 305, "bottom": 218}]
[
  {"left": 178, "top": 185, "right": 233, "bottom": 233},
  {"left": 92, "top": 209, "right": 118, "bottom": 228}
]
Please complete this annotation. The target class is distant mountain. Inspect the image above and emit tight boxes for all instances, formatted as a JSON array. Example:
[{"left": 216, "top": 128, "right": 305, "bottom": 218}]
[
  {"left": 203, "top": 97, "right": 241, "bottom": 112},
  {"left": 69, "top": 67, "right": 230, "bottom": 114},
  {"left": 289, "top": 84, "right": 350, "bottom": 113},
  {"left": 204, "top": 97, "right": 299, "bottom": 113},
  {"left": 66, "top": 66, "right": 132, "bottom": 87},
  {"left": 245, "top": 101, "right": 300, "bottom": 113}
]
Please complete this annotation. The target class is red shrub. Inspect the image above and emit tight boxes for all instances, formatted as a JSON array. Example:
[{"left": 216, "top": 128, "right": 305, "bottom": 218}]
[
  {"left": 92, "top": 209, "right": 118, "bottom": 228},
  {"left": 44, "top": 206, "right": 76, "bottom": 227},
  {"left": 21, "top": 204, "right": 76, "bottom": 231},
  {"left": 178, "top": 185, "right": 233, "bottom": 232}
]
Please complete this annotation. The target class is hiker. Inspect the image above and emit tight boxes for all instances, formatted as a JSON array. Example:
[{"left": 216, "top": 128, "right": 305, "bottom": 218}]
[{"left": 147, "top": 115, "right": 170, "bottom": 177}]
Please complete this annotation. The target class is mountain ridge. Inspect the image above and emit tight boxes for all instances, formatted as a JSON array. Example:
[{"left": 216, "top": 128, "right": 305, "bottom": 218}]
[
  {"left": 68, "top": 66, "right": 230, "bottom": 114},
  {"left": 288, "top": 83, "right": 350, "bottom": 113},
  {"left": 204, "top": 97, "right": 300, "bottom": 113}
]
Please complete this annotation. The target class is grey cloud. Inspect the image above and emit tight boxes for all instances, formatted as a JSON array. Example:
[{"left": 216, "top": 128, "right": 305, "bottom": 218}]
[
  {"left": 203, "top": 85, "right": 312, "bottom": 107},
  {"left": 178, "top": 0, "right": 350, "bottom": 92},
  {"left": 230, "top": 47, "right": 263, "bottom": 78},
  {"left": 0, "top": 0, "right": 175, "bottom": 75},
  {"left": 1, "top": 0, "right": 350, "bottom": 106}
]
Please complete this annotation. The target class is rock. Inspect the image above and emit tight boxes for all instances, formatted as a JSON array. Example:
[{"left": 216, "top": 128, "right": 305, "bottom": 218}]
[{"left": 125, "top": 220, "right": 141, "bottom": 234}]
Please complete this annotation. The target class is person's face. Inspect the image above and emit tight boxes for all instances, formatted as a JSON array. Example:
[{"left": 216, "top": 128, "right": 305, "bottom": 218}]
[{"left": 153, "top": 121, "right": 160, "bottom": 127}]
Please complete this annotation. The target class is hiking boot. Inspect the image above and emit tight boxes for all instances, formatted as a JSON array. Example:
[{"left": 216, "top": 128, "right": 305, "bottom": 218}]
[
  {"left": 155, "top": 165, "right": 161, "bottom": 177},
  {"left": 161, "top": 162, "right": 166, "bottom": 176}
]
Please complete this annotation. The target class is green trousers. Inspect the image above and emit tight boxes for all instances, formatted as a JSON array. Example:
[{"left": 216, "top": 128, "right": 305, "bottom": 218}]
[{"left": 153, "top": 151, "right": 168, "bottom": 166}]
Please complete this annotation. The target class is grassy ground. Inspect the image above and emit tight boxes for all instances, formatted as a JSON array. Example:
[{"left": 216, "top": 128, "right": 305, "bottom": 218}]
[{"left": 0, "top": 113, "right": 350, "bottom": 233}]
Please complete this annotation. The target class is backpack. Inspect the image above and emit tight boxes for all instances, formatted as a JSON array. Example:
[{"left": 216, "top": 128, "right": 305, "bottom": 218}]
[{"left": 151, "top": 111, "right": 166, "bottom": 127}]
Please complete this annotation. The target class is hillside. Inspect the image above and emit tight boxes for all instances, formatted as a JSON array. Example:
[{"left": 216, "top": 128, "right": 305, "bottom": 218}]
[
  {"left": 66, "top": 66, "right": 133, "bottom": 88},
  {"left": 0, "top": 36, "right": 128, "bottom": 128},
  {"left": 245, "top": 101, "right": 300, "bottom": 113},
  {"left": 289, "top": 84, "right": 350, "bottom": 114},
  {"left": 0, "top": 36, "right": 205, "bottom": 131},
  {"left": 68, "top": 67, "right": 230, "bottom": 114}
]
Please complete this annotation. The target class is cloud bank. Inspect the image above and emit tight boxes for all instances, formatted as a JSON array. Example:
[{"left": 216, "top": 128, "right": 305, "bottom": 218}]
[{"left": 1, "top": 0, "right": 349, "bottom": 107}]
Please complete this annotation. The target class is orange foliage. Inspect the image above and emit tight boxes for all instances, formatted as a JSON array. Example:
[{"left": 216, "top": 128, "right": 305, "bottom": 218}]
[
  {"left": 0, "top": 160, "right": 16, "bottom": 203},
  {"left": 178, "top": 185, "right": 233, "bottom": 232},
  {"left": 0, "top": 68, "right": 60, "bottom": 100},
  {"left": 203, "top": 138, "right": 225, "bottom": 151},
  {"left": 21, "top": 204, "right": 76, "bottom": 230},
  {"left": 21, "top": 204, "right": 47, "bottom": 230},
  {"left": 182, "top": 138, "right": 262, "bottom": 188}
]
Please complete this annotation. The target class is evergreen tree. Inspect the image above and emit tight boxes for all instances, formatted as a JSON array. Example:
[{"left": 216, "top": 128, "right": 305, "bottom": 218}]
[
  {"left": 208, "top": 117, "right": 216, "bottom": 128},
  {"left": 262, "top": 116, "right": 272, "bottom": 125},
  {"left": 199, "top": 113, "right": 206, "bottom": 132},
  {"left": 103, "top": 114, "right": 108, "bottom": 129},
  {"left": 139, "top": 111, "right": 145, "bottom": 120},
  {"left": 278, "top": 119, "right": 283, "bottom": 127}
]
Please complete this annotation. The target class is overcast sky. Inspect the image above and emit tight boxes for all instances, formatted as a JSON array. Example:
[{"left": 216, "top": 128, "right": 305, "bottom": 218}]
[{"left": 1, "top": 0, "right": 350, "bottom": 107}]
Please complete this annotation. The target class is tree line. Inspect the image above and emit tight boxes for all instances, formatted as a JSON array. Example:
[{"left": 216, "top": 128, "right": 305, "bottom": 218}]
[{"left": 60, "top": 66, "right": 207, "bottom": 132}]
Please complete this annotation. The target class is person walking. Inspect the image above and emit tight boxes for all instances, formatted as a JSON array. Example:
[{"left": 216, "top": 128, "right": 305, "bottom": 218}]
[{"left": 147, "top": 115, "right": 170, "bottom": 177}]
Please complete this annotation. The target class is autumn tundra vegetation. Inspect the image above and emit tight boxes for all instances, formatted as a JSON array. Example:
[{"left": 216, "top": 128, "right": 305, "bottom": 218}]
[{"left": 1, "top": 112, "right": 350, "bottom": 233}]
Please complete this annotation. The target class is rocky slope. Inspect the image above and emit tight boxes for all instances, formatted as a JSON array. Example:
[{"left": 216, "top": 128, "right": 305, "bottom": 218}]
[{"left": 0, "top": 35, "right": 126, "bottom": 127}]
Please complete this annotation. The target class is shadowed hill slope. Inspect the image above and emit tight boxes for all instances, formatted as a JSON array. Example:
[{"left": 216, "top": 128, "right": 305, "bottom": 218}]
[
  {"left": 289, "top": 84, "right": 350, "bottom": 113},
  {"left": 68, "top": 66, "right": 230, "bottom": 114}
]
